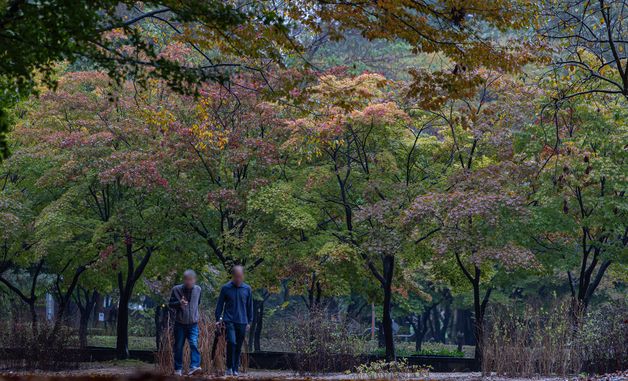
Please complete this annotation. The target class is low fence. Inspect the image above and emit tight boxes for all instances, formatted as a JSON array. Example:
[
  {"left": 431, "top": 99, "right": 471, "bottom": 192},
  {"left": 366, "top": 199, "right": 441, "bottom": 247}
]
[{"left": 1, "top": 347, "right": 479, "bottom": 372}]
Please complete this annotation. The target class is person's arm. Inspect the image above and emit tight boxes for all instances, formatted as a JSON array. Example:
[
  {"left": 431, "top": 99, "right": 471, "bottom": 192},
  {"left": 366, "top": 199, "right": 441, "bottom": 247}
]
[
  {"left": 168, "top": 288, "right": 181, "bottom": 308},
  {"left": 197, "top": 287, "right": 202, "bottom": 307},
  {"left": 215, "top": 286, "right": 225, "bottom": 321},
  {"left": 247, "top": 288, "right": 254, "bottom": 324}
]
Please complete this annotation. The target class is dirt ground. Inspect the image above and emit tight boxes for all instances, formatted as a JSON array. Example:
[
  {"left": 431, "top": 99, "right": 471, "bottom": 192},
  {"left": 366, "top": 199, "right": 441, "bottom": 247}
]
[{"left": 0, "top": 362, "right": 626, "bottom": 381}]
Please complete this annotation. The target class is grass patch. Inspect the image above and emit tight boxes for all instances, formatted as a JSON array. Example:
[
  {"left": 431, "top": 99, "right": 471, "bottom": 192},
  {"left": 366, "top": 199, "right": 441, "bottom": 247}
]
[
  {"left": 414, "top": 348, "right": 465, "bottom": 357},
  {"left": 369, "top": 342, "right": 473, "bottom": 358},
  {"left": 97, "top": 359, "right": 150, "bottom": 367},
  {"left": 87, "top": 336, "right": 156, "bottom": 351}
]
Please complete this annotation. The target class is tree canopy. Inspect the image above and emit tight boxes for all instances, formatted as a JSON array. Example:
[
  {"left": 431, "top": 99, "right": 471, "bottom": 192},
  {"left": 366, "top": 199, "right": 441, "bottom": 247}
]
[{"left": 0, "top": 0, "right": 626, "bottom": 366}]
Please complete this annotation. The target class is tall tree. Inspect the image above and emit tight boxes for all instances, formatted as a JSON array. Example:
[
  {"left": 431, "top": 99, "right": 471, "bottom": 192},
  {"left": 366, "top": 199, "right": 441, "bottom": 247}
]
[
  {"left": 10, "top": 71, "right": 197, "bottom": 358},
  {"left": 403, "top": 71, "right": 541, "bottom": 362},
  {"left": 283, "top": 72, "right": 439, "bottom": 360},
  {"left": 525, "top": 98, "right": 627, "bottom": 317},
  {"left": 0, "top": 128, "right": 61, "bottom": 332}
]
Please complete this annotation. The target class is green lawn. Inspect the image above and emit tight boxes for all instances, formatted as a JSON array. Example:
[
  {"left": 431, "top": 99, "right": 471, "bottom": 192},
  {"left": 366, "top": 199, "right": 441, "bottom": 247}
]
[
  {"left": 87, "top": 336, "right": 156, "bottom": 351},
  {"left": 87, "top": 335, "right": 474, "bottom": 358},
  {"left": 369, "top": 342, "right": 475, "bottom": 358}
]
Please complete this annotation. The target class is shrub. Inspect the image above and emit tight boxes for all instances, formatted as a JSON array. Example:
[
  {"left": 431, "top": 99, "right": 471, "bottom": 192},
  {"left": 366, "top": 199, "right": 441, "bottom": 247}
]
[
  {"left": 483, "top": 299, "right": 628, "bottom": 376},
  {"left": 354, "top": 359, "right": 430, "bottom": 379},
  {"left": 280, "top": 307, "right": 364, "bottom": 373},
  {"left": 578, "top": 302, "right": 627, "bottom": 373},
  {"left": 0, "top": 322, "right": 80, "bottom": 370},
  {"left": 482, "top": 301, "right": 581, "bottom": 376}
]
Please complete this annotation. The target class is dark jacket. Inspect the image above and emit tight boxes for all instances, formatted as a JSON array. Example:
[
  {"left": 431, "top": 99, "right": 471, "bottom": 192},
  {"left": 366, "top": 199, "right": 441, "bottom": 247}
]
[
  {"left": 169, "top": 284, "right": 202, "bottom": 324},
  {"left": 214, "top": 281, "right": 253, "bottom": 324}
]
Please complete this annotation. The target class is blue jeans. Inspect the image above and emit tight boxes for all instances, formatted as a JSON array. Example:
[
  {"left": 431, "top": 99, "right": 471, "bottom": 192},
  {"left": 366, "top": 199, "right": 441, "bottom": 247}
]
[
  {"left": 174, "top": 322, "right": 200, "bottom": 371},
  {"left": 225, "top": 322, "right": 247, "bottom": 372}
]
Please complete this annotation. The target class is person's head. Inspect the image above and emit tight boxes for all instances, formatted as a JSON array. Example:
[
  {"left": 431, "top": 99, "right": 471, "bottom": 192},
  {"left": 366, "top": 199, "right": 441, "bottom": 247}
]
[
  {"left": 231, "top": 265, "right": 244, "bottom": 286},
  {"left": 183, "top": 269, "right": 197, "bottom": 289}
]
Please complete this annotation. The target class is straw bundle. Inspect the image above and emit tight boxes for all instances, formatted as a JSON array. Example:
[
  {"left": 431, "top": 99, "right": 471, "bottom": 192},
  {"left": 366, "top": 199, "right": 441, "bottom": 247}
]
[{"left": 155, "top": 313, "right": 248, "bottom": 375}]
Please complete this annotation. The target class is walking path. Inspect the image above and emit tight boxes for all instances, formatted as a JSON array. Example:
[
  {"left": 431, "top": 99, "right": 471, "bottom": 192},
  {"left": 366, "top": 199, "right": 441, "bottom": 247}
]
[{"left": 1, "top": 363, "right": 626, "bottom": 381}]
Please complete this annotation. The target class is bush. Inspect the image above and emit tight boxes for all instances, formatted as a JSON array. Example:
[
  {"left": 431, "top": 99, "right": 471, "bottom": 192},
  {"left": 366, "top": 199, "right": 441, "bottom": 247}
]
[
  {"left": 482, "top": 299, "right": 628, "bottom": 376},
  {"left": 354, "top": 359, "right": 430, "bottom": 379},
  {"left": 280, "top": 307, "right": 364, "bottom": 373},
  {"left": 578, "top": 302, "right": 627, "bottom": 373},
  {"left": 128, "top": 308, "right": 156, "bottom": 337},
  {"left": 482, "top": 301, "right": 581, "bottom": 376},
  {"left": 0, "top": 322, "right": 80, "bottom": 370}
]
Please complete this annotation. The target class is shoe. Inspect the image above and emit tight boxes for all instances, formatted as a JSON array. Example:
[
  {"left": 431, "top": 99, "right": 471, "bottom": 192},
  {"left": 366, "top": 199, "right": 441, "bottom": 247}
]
[
  {"left": 188, "top": 366, "right": 202, "bottom": 376},
  {"left": 174, "top": 370, "right": 183, "bottom": 376},
  {"left": 225, "top": 369, "right": 233, "bottom": 376},
  {"left": 233, "top": 370, "right": 239, "bottom": 376}
]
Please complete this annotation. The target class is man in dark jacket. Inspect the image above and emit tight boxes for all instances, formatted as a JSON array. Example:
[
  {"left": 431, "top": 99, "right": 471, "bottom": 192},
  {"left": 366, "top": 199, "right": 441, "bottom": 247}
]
[
  {"left": 169, "top": 269, "right": 202, "bottom": 376},
  {"left": 215, "top": 265, "right": 253, "bottom": 376}
]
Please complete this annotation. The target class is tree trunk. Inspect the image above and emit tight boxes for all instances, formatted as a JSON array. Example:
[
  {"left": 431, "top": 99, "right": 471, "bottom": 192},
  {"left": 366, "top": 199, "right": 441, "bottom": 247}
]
[
  {"left": 155, "top": 304, "right": 162, "bottom": 350},
  {"left": 462, "top": 309, "right": 475, "bottom": 345},
  {"left": 377, "top": 322, "right": 385, "bottom": 348},
  {"left": 254, "top": 298, "right": 264, "bottom": 352},
  {"left": 115, "top": 238, "right": 153, "bottom": 359},
  {"left": 472, "top": 281, "right": 483, "bottom": 363},
  {"left": 382, "top": 285, "right": 395, "bottom": 361},
  {"left": 471, "top": 276, "right": 492, "bottom": 364},
  {"left": 0, "top": 259, "right": 43, "bottom": 336},
  {"left": 315, "top": 280, "right": 322, "bottom": 307},
  {"left": 440, "top": 301, "right": 452, "bottom": 342},
  {"left": 431, "top": 307, "right": 441, "bottom": 341},
  {"left": 154, "top": 304, "right": 169, "bottom": 350},
  {"left": 412, "top": 306, "right": 432, "bottom": 352},
  {"left": 116, "top": 291, "right": 131, "bottom": 359},
  {"left": 455, "top": 252, "right": 492, "bottom": 364},
  {"left": 411, "top": 316, "right": 425, "bottom": 352},
  {"left": 79, "top": 312, "right": 89, "bottom": 348},
  {"left": 454, "top": 308, "right": 471, "bottom": 349},
  {"left": 50, "top": 263, "right": 89, "bottom": 342},
  {"left": 28, "top": 300, "right": 38, "bottom": 336},
  {"left": 248, "top": 302, "right": 257, "bottom": 353},
  {"left": 414, "top": 329, "right": 423, "bottom": 352},
  {"left": 382, "top": 255, "right": 395, "bottom": 361},
  {"left": 75, "top": 288, "right": 98, "bottom": 348},
  {"left": 93, "top": 293, "right": 103, "bottom": 328},
  {"left": 568, "top": 247, "right": 612, "bottom": 325}
]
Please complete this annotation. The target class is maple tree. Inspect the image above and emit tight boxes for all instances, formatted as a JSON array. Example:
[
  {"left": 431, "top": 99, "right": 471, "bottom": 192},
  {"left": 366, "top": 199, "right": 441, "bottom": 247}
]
[
  {"left": 402, "top": 71, "right": 542, "bottom": 361},
  {"left": 247, "top": 180, "right": 365, "bottom": 313},
  {"left": 163, "top": 75, "right": 284, "bottom": 268},
  {"left": 154, "top": 73, "right": 293, "bottom": 350},
  {"left": 523, "top": 97, "right": 627, "bottom": 318},
  {"left": 0, "top": 176, "right": 41, "bottom": 332},
  {"left": 281, "top": 71, "right": 444, "bottom": 360},
  {"left": 5, "top": 71, "right": 200, "bottom": 358}
]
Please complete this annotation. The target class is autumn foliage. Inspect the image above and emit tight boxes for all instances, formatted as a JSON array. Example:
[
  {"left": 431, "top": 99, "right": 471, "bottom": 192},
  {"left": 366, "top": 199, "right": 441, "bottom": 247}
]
[{"left": 0, "top": 0, "right": 626, "bottom": 375}]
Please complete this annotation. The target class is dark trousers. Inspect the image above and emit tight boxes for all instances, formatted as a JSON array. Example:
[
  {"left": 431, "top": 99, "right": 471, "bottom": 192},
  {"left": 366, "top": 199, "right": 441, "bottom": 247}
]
[{"left": 225, "top": 322, "right": 247, "bottom": 372}]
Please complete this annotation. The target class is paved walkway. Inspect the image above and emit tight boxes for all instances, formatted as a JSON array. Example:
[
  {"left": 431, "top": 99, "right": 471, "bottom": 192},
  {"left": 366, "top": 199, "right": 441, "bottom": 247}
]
[{"left": 1, "top": 364, "right": 626, "bottom": 381}]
